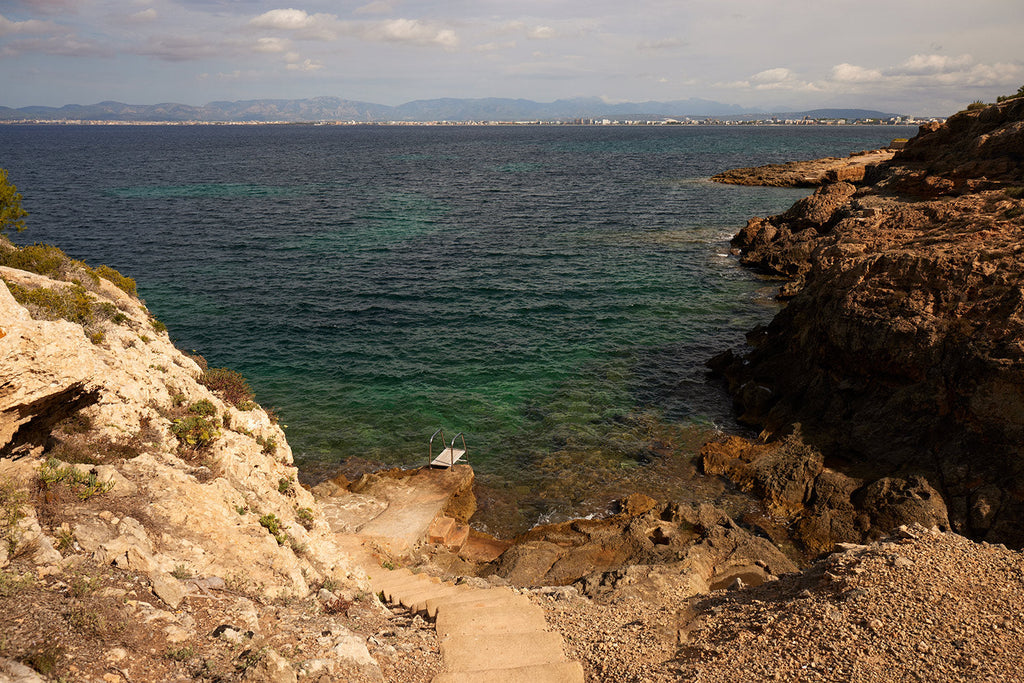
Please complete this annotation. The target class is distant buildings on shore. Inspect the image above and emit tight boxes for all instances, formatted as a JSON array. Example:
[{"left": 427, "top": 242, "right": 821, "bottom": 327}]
[{"left": 0, "top": 115, "right": 940, "bottom": 127}]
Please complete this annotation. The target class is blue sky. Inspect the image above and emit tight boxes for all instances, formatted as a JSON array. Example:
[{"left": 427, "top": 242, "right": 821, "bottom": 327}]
[{"left": 2, "top": 0, "right": 1022, "bottom": 115}]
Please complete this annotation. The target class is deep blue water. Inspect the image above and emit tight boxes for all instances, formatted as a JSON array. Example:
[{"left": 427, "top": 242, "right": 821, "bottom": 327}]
[{"left": 0, "top": 123, "right": 915, "bottom": 528}]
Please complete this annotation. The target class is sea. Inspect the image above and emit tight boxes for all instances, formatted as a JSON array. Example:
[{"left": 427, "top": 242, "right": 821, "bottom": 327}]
[{"left": 0, "top": 123, "right": 916, "bottom": 534}]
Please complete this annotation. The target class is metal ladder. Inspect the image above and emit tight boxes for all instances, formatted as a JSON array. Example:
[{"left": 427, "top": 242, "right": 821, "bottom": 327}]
[{"left": 428, "top": 428, "right": 467, "bottom": 468}]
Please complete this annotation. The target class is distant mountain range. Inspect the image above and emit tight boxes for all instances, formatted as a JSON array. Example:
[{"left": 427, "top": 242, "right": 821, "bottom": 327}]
[{"left": 0, "top": 97, "right": 902, "bottom": 123}]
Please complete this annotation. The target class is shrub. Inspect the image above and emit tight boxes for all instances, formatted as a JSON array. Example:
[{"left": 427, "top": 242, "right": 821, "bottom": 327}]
[
  {"left": 4, "top": 280, "right": 95, "bottom": 327},
  {"left": 257, "top": 435, "right": 277, "bottom": 456},
  {"left": 37, "top": 458, "right": 113, "bottom": 501},
  {"left": 0, "top": 478, "right": 27, "bottom": 554},
  {"left": 188, "top": 399, "right": 217, "bottom": 416},
  {"left": 966, "top": 100, "right": 987, "bottom": 111},
  {"left": 170, "top": 416, "right": 219, "bottom": 450},
  {"left": 295, "top": 507, "right": 315, "bottom": 530},
  {"left": 259, "top": 513, "right": 287, "bottom": 545},
  {"left": 94, "top": 264, "right": 137, "bottom": 297},
  {"left": 201, "top": 367, "right": 256, "bottom": 409},
  {"left": 0, "top": 169, "right": 28, "bottom": 235},
  {"left": 277, "top": 476, "right": 294, "bottom": 495}
]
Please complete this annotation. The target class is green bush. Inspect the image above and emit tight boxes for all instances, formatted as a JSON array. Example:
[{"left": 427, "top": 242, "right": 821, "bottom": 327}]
[
  {"left": 95, "top": 264, "right": 137, "bottom": 297},
  {"left": 259, "top": 513, "right": 287, "bottom": 545},
  {"left": 0, "top": 169, "right": 28, "bottom": 235},
  {"left": 37, "top": 458, "right": 113, "bottom": 501},
  {"left": 3, "top": 280, "right": 95, "bottom": 327},
  {"left": 966, "top": 100, "right": 988, "bottom": 111},
  {"left": 170, "top": 416, "right": 219, "bottom": 450},
  {"left": 188, "top": 399, "right": 217, "bottom": 416},
  {"left": 201, "top": 367, "right": 256, "bottom": 409}
]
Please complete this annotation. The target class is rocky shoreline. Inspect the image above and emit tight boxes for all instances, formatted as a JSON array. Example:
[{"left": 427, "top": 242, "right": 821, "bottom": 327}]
[{"left": 1, "top": 95, "right": 1023, "bottom": 681}]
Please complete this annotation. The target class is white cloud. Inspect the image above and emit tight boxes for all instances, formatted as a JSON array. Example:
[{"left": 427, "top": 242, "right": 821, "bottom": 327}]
[
  {"left": 895, "top": 53, "right": 973, "bottom": 76},
  {"left": 750, "top": 67, "right": 793, "bottom": 84},
  {"left": 358, "top": 18, "right": 458, "bottom": 48},
  {"left": 254, "top": 36, "right": 289, "bottom": 53},
  {"left": 638, "top": 37, "right": 686, "bottom": 50},
  {"left": 473, "top": 40, "right": 515, "bottom": 52},
  {"left": 527, "top": 25, "right": 555, "bottom": 39},
  {"left": 286, "top": 57, "right": 323, "bottom": 71},
  {"left": 250, "top": 9, "right": 320, "bottom": 31},
  {"left": 0, "top": 13, "right": 55, "bottom": 36},
  {"left": 831, "top": 63, "right": 882, "bottom": 83}
]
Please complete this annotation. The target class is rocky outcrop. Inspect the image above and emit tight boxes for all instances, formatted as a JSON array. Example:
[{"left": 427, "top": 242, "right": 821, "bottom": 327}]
[
  {"left": 711, "top": 148, "right": 896, "bottom": 188},
  {"left": 701, "top": 433, "right": 950, "bottom": 555},
  {"left": 716, "top": 97, "right": 1024, "bottom": 547},
  {"left": 492, "top": 493, "right": 796, "bottom": 588}
]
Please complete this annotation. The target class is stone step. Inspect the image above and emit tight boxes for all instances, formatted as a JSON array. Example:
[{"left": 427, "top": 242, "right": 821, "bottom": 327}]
[
  {"left": 458, "top": 531, "right": 512, "bottom": 563},
  {"left": 432, "top": 661, "right": 585, "bottom": 683},
  {"left": 428, "top": 516, "right": 456, "bottom": 545},
  {"left": 400, "top": 585, "right": 474, "bottom": 615},
  {"left": 426, "top": 587, "right": 523, "bottom": 619},
  {"left": 435, "top": 602, "right": 548, "bottom": 638},
  {"left": 439, "top": 631, "right": 568, "bottom": 672},
  {"left": 379, "top": 575, "right": 442, "bottom": 604},
  {"left": 445, "top": 522, "right": 470, "bottom": 551}
]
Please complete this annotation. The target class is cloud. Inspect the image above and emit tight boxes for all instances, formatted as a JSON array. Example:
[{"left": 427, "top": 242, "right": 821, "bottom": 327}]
[
  {"left": 357, "top": 18, "right": 458, "bottom": 48},
  {"left": 354, "top": 1, "right": 393, "bottom": 15},
  {"left": 126, "top": 8, "right": 158, "bottom": 24},
  {"left": 527, "top": 25, "right": 555, "bottom": 39},
  {"left": 0, "top": 13, "right": 56, "bottom": 36},
  {"left": 750, "top": 67, "right": 793, "bottom": 84},
  {"left": 831, "top": 63, "right": 883, "bottom": 83},
  {"left": 895, "top": 53, "right": 974, "bottom": 76},
  {"left": 638, "top": 37, "right": 686, "bottom": 50},
  {"left": 286, "top": 57, "right": 322, "bottom": 71},
  {"left": 249, "top": 9, "right": 322, "bottom": 31},
  {"left": 254, "top": 36, "right": 289, "bottom": 53}
]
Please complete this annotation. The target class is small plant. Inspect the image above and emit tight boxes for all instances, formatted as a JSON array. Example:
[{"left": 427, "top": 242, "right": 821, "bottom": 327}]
[
  {"left": 277, "top": 476, "right": 294, "bottom": 495},
  {"left": 165, "top": 646, "right": 195, "bottom": 662},
  {"left": 966, "top": 100, "right": 987, "bottom": 111},
  {"left": 170, "top": 564, "right": 194, "bottom": 580},
  {"left": 0, "top": 478, "right": 27, "bottom": 554},
  {"left": 141, "top": 334, "right": 151, "bottom": 343},
  {"left": 89, "top": 331, "right": 105, "bottom": 345},
  {"left": 1004, "top": 186, "right": 1024, "bottom": 199},
  {"left": 38, "top": 459, "right": 113, "bottom": 501},
  {"left": 23, "top": 645, "right": 62, "bottom": 676},
  {"left": 170, "top": 416, "right": 219, "bottom": 450},
  {"left": 0, "top": 569, "right": 33, "bottom": 598},
  {"left": 188, "top": 399, "right": 217, "bottom": 416},
  {"left": 55, "top": 526, "right": 74, "bottom": 552},
  {"left": 257, "top": 435, "right": 277, "bottom": 455},
  {"left": 259, "top": 513, "right": 287, "bottom": 545},
  {"left": 288, "top": 538, "right": 308, "bottom": 555},
  {"left": 235, "top": 504, "right": 249, "bottom": 515},
  {"left": 295, "top": 507, "right": 315, "bottom": 530},
  {"left": 150, "top": 317, "right": 167, "bottom": 334},
  {"left": 381, "top": 559, "right": 397, "bottom": 571}
]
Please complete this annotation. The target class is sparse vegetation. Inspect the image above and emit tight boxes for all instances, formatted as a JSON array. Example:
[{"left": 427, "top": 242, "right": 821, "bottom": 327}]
[
  {"left": 37, "top": 459, "right": 113, "bottom": 501},
  {"left": 170, "top": 416, "right": 219, "bottom": 451},
  {"left": 189, "top": 353, "right": 259, "bottom": 410},
  {"left": 966, "top": 100, "right": 988, "bottom": 111},
  {"left": 295, "top": 507, "right": 315, "bottom": 530},
  {"left": 0, "top": 169, "right": 28, "bottom": 235},
  {"left": 188, "top": 399, "right": 217, "bottom": 417},
  {"left": 996, "top": 85, "right": 1024, "bottom": 102},
  {"left": 165, "top": 646, "right": 195, "bottom": 662},
  {"left": 277, "top": 476, "right": 294, "bottom": 495},
  {"left": 0, "top": 478, "right": 28, "bottom": 554},
  {"left": 94, "top": 264, "right": 137, "bottom": 296},
  {"left": 258, "top": 513, "right": 287, "bottom": 545},
  {"left": 257, "top": 434, "right": 277, "bottom": 455}
]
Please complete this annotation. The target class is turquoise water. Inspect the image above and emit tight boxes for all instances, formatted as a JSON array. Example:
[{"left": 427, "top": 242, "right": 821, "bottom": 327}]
[{"left": 0, "top": 123, "right": 916, "bottom": 530}]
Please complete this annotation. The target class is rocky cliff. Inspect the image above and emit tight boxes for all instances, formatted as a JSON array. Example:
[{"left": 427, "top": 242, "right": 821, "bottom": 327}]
[
  {"left": 716, "top": 96, "right": 1024, "bottom": 547},
  {"left": 0, "top": 244, "right": 442, "bottom": 681}
]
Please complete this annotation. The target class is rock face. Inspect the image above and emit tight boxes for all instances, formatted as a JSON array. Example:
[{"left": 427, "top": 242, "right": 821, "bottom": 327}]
[
  {"left": 701, "top": 433, "right": 950, "bottom": 556},
  {"left": 717, "top": 97, "right": 1024, "bottom": 547},
  {"left": 493, "top": 493, "right": 796, "bottom": 588},
  {"left": 711, "top": 148, "right": 896, "bottom": 188},
  {"left": 0, "top": 258, "right": 364, "bottom": 598}
]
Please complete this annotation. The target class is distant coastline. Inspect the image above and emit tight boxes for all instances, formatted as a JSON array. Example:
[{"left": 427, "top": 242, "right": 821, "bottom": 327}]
[{"left": 0, "top": 117, "right": 938, "bottom": 127}]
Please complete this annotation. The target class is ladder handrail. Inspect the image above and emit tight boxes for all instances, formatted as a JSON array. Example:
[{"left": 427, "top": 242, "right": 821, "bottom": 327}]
[
  {"left": 428, "top": 428, "right": 445, "bottom": 467},
  {"left": 448, "top": 432, "right": 467, "bottom": 467}
]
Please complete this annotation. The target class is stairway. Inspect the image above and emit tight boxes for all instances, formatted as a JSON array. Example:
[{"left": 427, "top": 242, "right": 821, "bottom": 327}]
[{"left": 368, "top": 568, "right": 585, "bottom": 683}]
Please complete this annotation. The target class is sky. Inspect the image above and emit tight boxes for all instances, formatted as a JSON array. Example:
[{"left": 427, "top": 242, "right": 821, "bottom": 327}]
[{"left": 1, "top": 0, "right": 1022, "bottom": 116}]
